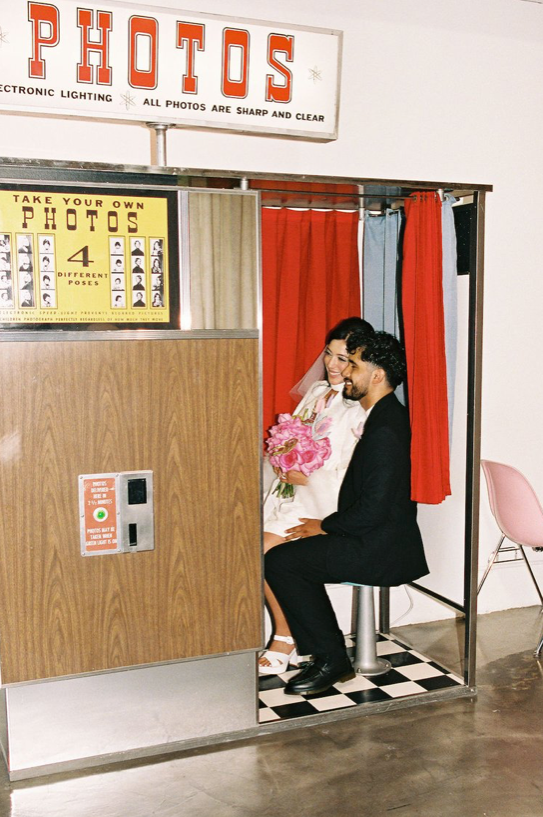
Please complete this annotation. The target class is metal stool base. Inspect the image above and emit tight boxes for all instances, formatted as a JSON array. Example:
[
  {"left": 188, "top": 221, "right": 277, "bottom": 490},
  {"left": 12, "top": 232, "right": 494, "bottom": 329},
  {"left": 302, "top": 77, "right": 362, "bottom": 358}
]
[
  {"left": 345, "top": 583, "right": 392, "bottom": 678},
  {"left": 354, "top": 657, "right": 392, "bottom": 677}
]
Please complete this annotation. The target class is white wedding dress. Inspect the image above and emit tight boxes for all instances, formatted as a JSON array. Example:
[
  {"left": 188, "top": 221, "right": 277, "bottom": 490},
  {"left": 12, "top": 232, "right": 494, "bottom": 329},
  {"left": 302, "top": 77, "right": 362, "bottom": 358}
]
[{"left": 263, "top": 380, "right": 366, "bottom": 537}]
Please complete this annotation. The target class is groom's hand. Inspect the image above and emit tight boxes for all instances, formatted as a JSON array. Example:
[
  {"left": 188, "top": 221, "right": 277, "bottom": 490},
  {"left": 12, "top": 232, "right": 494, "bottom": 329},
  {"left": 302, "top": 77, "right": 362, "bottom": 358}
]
[{"left": 284, "top": 518, "right": 325, "bottom": 540}]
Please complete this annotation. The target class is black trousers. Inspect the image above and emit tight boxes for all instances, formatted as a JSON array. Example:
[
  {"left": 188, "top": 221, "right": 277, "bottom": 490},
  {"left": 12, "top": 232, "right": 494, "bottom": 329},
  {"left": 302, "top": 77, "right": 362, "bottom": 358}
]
[{"left": 265, "top": 533, "right": 369, "bottom": 658}]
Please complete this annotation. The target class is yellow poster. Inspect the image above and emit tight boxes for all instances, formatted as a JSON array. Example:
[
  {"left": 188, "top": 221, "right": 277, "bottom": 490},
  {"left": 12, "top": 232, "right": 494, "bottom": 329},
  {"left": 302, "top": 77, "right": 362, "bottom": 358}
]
[{"left": 0, "top": 188, "right": 172, "bottom": 324}]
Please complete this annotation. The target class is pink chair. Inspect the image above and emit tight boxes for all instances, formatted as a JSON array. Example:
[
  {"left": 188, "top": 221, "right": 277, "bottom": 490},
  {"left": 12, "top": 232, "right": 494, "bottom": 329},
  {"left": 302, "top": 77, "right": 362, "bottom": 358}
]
[{"left": 481, "top": 460, "right": 543, "bottom": 656}]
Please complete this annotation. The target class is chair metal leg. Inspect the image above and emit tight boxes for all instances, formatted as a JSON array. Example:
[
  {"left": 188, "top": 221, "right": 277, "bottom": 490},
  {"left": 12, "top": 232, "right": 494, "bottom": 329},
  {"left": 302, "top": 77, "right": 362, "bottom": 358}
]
[
  {"left": 518, "top": 546, "right": 543, "bottom": 606},
  {"left": 477, "top": 535, "right": 505, "bottom": 594},
  {"left": 535, "top": 628, "right": 543, "bottom": 658},
  {"left": 352, "top": 586, "right": 391, "bottom": 677}
]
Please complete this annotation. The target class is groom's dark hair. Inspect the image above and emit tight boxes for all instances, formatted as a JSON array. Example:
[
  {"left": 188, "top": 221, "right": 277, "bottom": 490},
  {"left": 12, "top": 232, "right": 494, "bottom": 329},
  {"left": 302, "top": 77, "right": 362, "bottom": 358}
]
[{"left": 347, "top": 330, "right": 406, "bottom": 389}]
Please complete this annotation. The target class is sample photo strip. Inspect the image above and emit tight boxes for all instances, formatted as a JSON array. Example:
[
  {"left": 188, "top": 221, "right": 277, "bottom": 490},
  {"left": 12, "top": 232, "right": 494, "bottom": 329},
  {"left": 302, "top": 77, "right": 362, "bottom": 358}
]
[
  {"left": 20, "top": 270, "right": 34, "bottom": 295},
  {"left": 19, "top": 239, "right": 34, "bottom": 307},
  {"left": 131, "top": 255, "right": 145, "bottom": 276},
  {"left": 17, "top": 236, "right": 34, "bottom": 303},
  {"left": 150, "top": 238, "right": 163, "bottom": 267},
  {"left": 0, "top": 257, "right": 13, "bottom": 308},
  {"left": 39, "top": 236, "right": 54, "bottom": 255},
  {"left": 150, "top": 239, "right": 164, "bottom": 307},
  {"left": 132, "top": 271, "right": 145, "bottom": 292},
  {"left": 38, "top": 235, "right": 57, "bottom": 306},
  {"left": 18, "top": 233, "right": 35, "bottom": 308},
  {"left": 110, "top": 236, "right": 126, "bottom": 307},
  {"left": 0, "top": 234, "right": 11, "bottom": 271},
  {"left": 111, "top": 256, "right": 125, "bottom": 274},
  {"left": 17, "top": 234, "right": 33, "bottom": 259},
  {"left": 132, "top": 291, "right": 146, "bottom": 308},
  {"left": 0, "top": 234, "right": 13, "bottom": 308},
  {"left": 0, "top": 270, "right": 13, "bottom": 305},
  {"left": 41, "top": 272, "right": 54, "bottom": 291},
  {"left": 0, "top": 290, "right": 13, "bottom": 308},
  {"left": 111, "top": 275, "right": 125, "bottom": 291},
  {"left": 112, "top": 292, "right": 126, "bottom": 309},
  {"left": 40, "top": 255, "right": 55, "bottom": 275},
  {"left": 130, "top": 238, "right": 145, "bottom": 257},
  {"left": 110, "top": 238, "right": 124, "bottom": 256},
  {"left": 41, "top": 291, "right": 56, "bottom": 308},
  {"left": 19, "top": 289, "right": 35, "bottom": 308},
  {"left": 131, "top": 235, "right": 147, "bottom": 305}
]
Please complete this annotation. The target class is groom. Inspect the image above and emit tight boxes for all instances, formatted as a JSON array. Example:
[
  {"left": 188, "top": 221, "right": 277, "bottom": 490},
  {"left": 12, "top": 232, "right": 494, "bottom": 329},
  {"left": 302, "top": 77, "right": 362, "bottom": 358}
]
[{"left": 265, "top": 329, "right": 429, "bottom": 696}]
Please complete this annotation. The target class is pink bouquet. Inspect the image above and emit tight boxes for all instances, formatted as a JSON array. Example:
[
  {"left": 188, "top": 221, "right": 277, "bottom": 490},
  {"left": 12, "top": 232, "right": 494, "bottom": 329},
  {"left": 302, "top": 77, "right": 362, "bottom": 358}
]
[{"left": 266, "top": 412, "right": 332, "bottom": 498}]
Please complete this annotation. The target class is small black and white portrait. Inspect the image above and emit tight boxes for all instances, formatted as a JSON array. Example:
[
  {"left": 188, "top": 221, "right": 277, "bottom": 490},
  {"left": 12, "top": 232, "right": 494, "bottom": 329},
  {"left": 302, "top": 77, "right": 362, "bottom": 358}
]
[{"left": 131, "top": 239, "right": 144, "bottom": 257}]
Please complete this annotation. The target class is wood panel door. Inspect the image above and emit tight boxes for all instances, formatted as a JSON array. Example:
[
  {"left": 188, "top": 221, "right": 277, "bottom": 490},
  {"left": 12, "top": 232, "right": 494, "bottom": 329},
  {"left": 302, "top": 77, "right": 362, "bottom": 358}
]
[{"left": 0, "top": 338, "right": 261, "bottom": 684}]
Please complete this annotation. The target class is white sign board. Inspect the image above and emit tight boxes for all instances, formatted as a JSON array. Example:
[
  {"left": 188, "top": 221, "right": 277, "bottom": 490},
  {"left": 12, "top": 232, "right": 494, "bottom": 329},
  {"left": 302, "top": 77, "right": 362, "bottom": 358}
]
[{"left": 0, "top": 1, "right": 342, "bottom": 141}]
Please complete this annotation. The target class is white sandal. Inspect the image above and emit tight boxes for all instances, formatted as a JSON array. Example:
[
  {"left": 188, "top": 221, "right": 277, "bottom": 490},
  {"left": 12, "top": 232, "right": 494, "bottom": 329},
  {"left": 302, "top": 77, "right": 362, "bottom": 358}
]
[{"left": 259, "top": 635, "right": 298, "bottom": 676}]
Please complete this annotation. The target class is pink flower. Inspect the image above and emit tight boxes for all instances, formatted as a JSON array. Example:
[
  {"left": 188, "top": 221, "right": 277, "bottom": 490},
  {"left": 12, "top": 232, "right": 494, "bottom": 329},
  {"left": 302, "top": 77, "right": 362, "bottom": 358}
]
[
  {"left": 266, "top": 411, "right": 332, "bottom": 497},
  {"left": 313, "top": 415, "right": 333, "bottom": 440}
]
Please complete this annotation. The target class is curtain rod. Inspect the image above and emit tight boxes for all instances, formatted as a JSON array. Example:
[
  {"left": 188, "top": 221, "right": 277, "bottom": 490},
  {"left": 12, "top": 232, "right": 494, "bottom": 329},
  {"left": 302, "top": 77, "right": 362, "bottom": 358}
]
[
  {"left": 254, "top": 188, "right": 450, "bottom": 205},
  {"left": 262, "top": 206, "right": 360, "bottom": 212},
  {"left": 252, "top": 187, "right": 410, "bottom": 199}
]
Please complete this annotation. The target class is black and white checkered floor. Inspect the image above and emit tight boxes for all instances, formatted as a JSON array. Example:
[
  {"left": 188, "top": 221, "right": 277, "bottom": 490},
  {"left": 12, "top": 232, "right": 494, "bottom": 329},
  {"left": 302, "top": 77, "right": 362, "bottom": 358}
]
[{"left": 259, "top": 633, "right": 463, "bottom": 723}]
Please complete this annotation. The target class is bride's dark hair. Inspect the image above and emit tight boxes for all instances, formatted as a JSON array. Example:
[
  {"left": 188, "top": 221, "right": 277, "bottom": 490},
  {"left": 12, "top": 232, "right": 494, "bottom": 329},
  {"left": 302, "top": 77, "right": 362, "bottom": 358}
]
[{"left": 326, "top": 316, "right": 374, "bottom": 345}]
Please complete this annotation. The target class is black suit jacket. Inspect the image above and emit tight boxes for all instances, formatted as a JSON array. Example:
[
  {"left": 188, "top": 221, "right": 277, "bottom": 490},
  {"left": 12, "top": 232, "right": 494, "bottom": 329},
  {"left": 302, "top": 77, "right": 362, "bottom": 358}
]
[{"left": 321, "top": 391, "right": 428, "bottom": 587}]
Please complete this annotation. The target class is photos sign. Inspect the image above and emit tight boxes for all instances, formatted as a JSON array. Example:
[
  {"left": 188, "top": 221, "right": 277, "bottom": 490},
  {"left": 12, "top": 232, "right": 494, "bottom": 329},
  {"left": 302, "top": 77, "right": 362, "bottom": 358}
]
[{"left": 0, "top": 2, "right": 342, "bottom": 140}]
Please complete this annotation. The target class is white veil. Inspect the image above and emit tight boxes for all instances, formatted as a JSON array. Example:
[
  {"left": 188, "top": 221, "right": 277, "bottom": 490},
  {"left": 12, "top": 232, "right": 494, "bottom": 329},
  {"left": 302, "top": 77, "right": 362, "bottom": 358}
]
[{"left": 289, "top": 350, "right": 326, "bottom": 401}]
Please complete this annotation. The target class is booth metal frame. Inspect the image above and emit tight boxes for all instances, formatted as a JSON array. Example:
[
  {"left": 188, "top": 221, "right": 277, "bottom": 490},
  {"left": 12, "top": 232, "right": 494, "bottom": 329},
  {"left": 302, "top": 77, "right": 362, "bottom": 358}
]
[{"left": 0, "top": 157, "right": 490, "bottom": 778}]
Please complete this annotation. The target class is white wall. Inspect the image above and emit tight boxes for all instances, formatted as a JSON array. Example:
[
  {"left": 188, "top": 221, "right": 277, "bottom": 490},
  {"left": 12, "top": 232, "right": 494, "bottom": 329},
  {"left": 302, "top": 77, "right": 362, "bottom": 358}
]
[{"left": 3, "top": 0, "right": 543, "bottom": 624}]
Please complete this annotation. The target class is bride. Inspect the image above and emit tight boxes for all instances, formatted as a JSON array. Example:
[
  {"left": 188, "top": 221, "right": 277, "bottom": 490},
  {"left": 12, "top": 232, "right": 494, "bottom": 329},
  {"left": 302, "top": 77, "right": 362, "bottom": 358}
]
[{"left": 260, "top": 316, "right": 374, "bottom": 674}]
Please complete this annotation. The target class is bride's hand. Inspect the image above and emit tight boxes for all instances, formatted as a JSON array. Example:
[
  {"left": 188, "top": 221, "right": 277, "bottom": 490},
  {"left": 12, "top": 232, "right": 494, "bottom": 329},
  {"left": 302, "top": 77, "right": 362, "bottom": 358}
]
[{"left": 285, "top": 470, "right": 308, "bottom": 486}]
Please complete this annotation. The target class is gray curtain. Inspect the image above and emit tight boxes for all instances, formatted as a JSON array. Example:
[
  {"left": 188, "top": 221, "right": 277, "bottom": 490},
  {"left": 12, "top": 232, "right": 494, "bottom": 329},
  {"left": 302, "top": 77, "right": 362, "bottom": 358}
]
[
  {"left": 188, "top": 192, "right": 257, "bottom": 330},
  {"left": 363, "top": 209, "right": 405, "bottom": 403},
  {"left": 363, "top": 200, "right": 458, "bottom": 430}
]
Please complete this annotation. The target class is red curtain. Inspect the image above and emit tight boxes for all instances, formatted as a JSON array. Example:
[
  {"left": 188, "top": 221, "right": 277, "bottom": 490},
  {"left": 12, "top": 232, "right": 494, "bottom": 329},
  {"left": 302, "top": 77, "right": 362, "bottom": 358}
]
[
  {"left": 262, "top": 208, "right": 360, "bottom": 435},
  {"left": 402, "top": 192, "right": 451, "bottom": 504}
]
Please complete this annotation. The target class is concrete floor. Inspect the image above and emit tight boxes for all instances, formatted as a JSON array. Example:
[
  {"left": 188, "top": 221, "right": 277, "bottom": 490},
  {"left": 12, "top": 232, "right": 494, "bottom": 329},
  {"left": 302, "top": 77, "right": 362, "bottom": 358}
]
[{"left": 3, "top": 606, "right": 543, "bottom": 817}]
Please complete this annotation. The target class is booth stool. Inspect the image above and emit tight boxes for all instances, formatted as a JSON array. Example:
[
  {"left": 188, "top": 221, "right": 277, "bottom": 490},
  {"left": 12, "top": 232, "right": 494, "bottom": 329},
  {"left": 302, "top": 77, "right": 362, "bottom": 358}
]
[{"left": 342, "top": 583, "right": 391, "bottom": 676}]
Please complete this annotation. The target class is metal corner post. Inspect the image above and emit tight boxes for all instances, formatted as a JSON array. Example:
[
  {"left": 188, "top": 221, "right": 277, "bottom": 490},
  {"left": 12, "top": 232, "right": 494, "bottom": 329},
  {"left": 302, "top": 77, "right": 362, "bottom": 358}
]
[{"left": 464, "top": 190, "right": 486, "bottom": 688}]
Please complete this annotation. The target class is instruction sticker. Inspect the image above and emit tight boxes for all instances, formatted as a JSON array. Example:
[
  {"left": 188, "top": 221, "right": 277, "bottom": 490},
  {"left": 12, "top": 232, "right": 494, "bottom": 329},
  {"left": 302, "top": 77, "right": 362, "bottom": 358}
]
[{"left": 80, "top": 474, "right": 121, "bottom": 556}]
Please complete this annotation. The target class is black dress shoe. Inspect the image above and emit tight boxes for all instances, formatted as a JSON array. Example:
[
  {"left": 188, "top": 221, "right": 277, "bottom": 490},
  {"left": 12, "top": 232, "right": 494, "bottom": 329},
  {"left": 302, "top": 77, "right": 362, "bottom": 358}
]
[{"left": 284, "top": 654, "right": 355, "bottom": 696}]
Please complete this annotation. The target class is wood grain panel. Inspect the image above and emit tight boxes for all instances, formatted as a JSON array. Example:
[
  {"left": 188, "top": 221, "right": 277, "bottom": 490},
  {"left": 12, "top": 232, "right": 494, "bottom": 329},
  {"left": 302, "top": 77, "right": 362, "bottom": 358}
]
[{"left": 0, "top": 339, "right": 262, "bottom": 683}]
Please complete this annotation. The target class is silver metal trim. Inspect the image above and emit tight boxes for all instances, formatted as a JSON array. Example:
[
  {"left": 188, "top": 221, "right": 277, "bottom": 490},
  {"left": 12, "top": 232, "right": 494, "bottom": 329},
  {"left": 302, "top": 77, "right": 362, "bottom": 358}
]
[
  {"left": 464, "top": 190, "right": 486, "bottom": 687},
  {"left": 181, "top": 187, "right": 260, "bottom": 199},
  {"left": 0, "top": 158, "right": 494, "bottom": 193},
  {"left": 5, "top": 651, "right": 258, "bottom": 777},
  {"left": 256, "top": 188, "right": 266, "bottom": 673},
  {"left": 1, "top": 648, "right": 261, "bottom": 689},
  {"left": 179, "top": 191, "right": 191, "bottom": 330},
  {"left": 6, "top": 683, "right": 475, "bottom": 782},
  {"left": 0, "top": 329, "right": 258, "bottom": 343},
  {"left": 0, "top": 689, "right": 9, "bottom": 772},
  {"left": 118, "top": 471, "right": 155, "bottom": 553}
]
